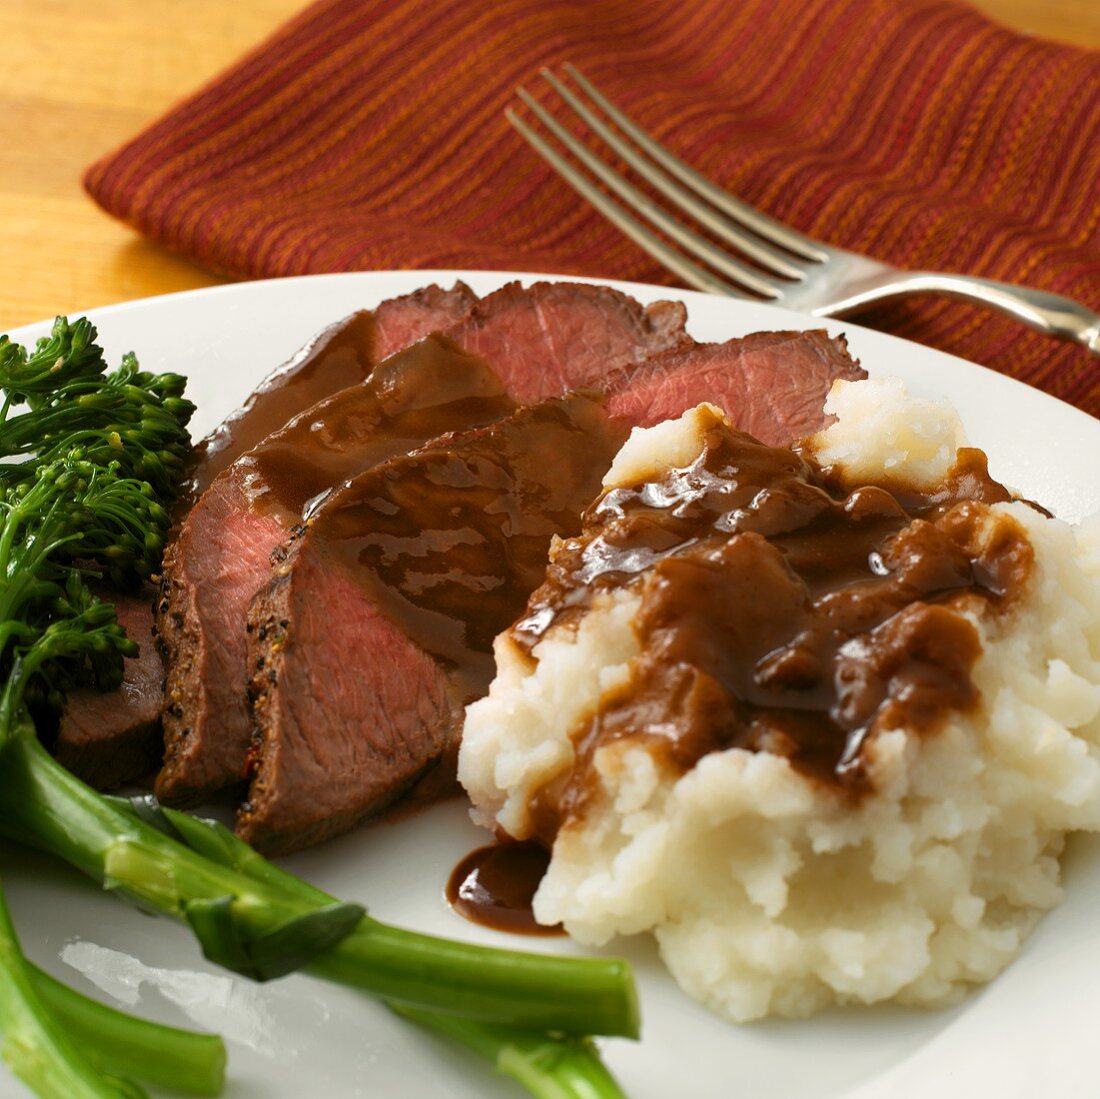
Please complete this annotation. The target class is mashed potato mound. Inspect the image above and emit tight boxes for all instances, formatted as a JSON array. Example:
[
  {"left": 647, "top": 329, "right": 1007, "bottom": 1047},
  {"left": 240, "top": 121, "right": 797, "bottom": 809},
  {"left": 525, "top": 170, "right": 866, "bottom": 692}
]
[{"left": 459, "top": 378, "right": 1100, "bottom": 1022}]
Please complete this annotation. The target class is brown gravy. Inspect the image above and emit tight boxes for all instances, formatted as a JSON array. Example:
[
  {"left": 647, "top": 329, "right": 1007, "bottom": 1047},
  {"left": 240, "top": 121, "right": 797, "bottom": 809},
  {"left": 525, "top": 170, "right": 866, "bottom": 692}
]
[
  {"left": 313, "top": 394, "right": 630, "bottom": 702},
  {"left": 190, "top": 311, "right": 379, "bottom": 499},
  {"left": 513, "top": 420, "right": 1034, "bottom": 840},
  {"left": 236, "top": 334, "right": 517, "bottom": 520},
  {"left": 445, "top": 841, "right": 563, "bottom": 935}
]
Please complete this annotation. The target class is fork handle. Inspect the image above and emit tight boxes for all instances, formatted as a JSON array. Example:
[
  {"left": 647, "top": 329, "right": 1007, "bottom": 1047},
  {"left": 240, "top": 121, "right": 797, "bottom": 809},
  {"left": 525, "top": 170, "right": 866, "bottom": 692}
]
[{"left": 828, "top": 272, "right": 1100, "bottom": 355}]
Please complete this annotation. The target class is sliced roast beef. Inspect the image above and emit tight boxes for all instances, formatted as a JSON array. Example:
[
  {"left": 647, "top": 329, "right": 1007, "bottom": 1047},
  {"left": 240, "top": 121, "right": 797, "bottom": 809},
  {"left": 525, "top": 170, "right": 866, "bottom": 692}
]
[
  {"left": 603, "top": 330, "right": 863, "bottom": 443},
  {"left": 56, "top": 282, "right": 476, "bottom": 791},
  {"left": 242, "top": 396, "right": 627, "bottom": 852},
  {"left": 240, "top": 330, "right": 863, "bottom": 853},
  {"left": 437, "top": 282, "right": 689, "bottom": 403},
  {"left": 157, "top": 282, "right": 690, "bottom": 806},
  {"left": 158, "top": 340, "right": 514, "bottom": 806},
  {"left": 191, "top": 282, "right": 478, "bottom": 498}
]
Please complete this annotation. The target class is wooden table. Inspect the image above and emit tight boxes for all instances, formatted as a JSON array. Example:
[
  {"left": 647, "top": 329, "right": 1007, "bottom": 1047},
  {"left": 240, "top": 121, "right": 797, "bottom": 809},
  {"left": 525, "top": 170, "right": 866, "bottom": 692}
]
[{"left": 2, "top": 0, "right": 1098, "bottom": 331}]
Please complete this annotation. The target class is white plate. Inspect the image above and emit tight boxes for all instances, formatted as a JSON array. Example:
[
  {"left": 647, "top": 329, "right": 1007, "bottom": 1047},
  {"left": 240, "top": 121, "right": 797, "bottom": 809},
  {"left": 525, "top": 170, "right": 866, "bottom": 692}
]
[{"left": 4, "top": 271, "right": 1100, "bottom": 1099}]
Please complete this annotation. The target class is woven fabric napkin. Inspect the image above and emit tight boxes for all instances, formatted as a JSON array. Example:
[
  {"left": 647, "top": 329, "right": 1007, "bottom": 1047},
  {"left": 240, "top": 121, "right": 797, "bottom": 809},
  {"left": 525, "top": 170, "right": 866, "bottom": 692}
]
[{"left": 85, "top": 0, "right": 1100, "bottom": 413}]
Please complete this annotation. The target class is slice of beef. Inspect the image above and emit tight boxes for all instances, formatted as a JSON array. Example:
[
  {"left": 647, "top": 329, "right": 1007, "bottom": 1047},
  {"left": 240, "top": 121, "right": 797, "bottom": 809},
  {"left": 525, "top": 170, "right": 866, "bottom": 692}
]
[
  {"left": 603, "top": 330, "right": 863, "bottom": 444},
  {"left": 242, "top": 396, "right": 628, "bottom": 853},
  {"left": 53, "top": 591, "right": 164, "bottom": 788},
  {"left": 239, "top": 330, "right": 863, "bottom": 854},
  {"left": 56, "top": 282, "right": 476, "bottom": 791},
  {"left": 157, "top": 281, "right": 689, "bottom": 806},
  {"left": 441, "top": 282, "right": 689, "bottom": 403}
]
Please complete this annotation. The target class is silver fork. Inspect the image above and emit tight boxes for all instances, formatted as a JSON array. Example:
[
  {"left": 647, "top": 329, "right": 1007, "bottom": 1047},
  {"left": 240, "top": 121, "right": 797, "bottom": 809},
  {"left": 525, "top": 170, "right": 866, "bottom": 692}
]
[{"left": 508, "top": 65, "right": 1100, "bottom": 355}]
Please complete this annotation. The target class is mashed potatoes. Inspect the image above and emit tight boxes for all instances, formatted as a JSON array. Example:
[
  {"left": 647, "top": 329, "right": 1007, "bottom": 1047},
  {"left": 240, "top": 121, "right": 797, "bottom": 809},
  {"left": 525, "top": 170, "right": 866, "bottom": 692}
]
[{"left": 459, "top": 378, "right": 1100, "bottom": 1022}]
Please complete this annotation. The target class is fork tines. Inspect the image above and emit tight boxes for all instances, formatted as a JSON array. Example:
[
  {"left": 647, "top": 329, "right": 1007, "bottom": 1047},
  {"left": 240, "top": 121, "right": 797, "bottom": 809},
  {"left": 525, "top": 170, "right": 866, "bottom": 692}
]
[{"left": 507, "top": 65, "right": 825, "bottom": 300}]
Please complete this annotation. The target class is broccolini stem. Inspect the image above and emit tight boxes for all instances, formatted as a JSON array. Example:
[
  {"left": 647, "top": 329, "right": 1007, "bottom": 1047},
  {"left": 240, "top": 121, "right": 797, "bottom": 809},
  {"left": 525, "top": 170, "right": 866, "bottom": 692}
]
[
  {"left": 308, "top": 923, "right": 638, "bottom": 1038},
  {"left": 0, "top": 733, "right": 639, "bottom": 1040},
  {"left": 26, "top": 963, "right": 225, "bottom": 1096},
  {"left": 391, "top": 1006, "right": 629, "bottom": 1099},
  {"left": 0, "top": 874, "right": 141, "bottom": 1099},
  {"left": 151, "top": 800, "right": 636, "bottom": 1090}
]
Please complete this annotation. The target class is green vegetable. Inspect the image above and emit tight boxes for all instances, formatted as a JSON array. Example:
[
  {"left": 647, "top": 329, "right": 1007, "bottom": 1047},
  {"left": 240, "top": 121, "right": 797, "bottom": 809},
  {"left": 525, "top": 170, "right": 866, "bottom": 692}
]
[
  {"left": 0, "top": 860, "right": 227, "bottom": 1098},
  {"left": 1, "top": 753, "right": 638, "bottom": 1036},
  {"left": 0, "top": 318, "right": 637, "bottom": 1099},
  {"left": 26, "top": 961, "right": 225, "bottom": 1096},
  {"left": 392, "top": 1006, "right": 627, "bottom": 1099},
  {"left": 0, "top": 317, "right": 194, "bottom": 514},
  {"left": 0, "top": 874, "right": 142, "bottom": 1098}
]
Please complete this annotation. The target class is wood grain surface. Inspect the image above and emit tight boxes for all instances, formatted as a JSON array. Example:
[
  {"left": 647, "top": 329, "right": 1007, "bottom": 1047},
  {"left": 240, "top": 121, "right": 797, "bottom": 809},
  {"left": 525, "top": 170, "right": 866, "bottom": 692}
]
[{"left": 2, "top": 0, "right": 1097, "bottom": 330}]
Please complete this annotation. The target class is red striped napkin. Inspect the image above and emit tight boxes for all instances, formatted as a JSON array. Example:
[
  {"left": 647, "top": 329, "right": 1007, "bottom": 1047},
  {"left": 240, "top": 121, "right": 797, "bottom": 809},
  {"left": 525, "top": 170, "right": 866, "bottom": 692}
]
[{"left": 85, "top": 0, "right": 1100, "bottom": 413}]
